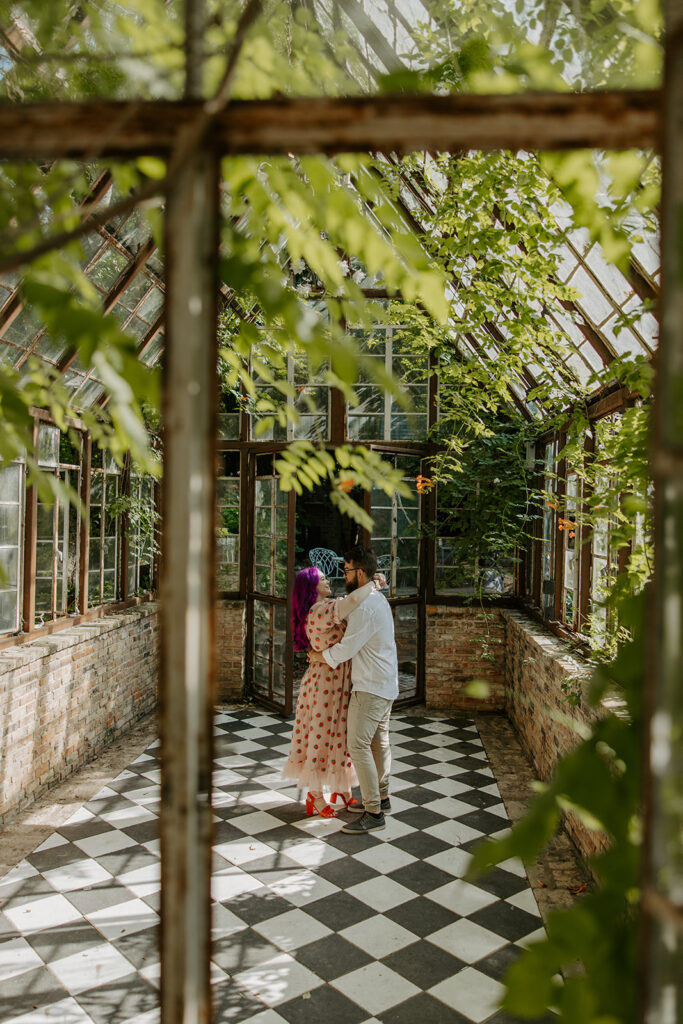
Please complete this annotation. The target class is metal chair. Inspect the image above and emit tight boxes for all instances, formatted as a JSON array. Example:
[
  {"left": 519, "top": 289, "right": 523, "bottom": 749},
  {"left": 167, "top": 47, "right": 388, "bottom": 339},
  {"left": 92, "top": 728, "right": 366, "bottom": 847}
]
[{"left": 308, "top": 547, "right": 345, "bottom": 578}]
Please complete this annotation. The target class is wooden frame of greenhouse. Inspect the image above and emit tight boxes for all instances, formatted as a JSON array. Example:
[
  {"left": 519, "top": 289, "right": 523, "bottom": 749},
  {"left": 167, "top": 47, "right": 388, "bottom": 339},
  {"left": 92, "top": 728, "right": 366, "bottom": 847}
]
[{"left": 0, "top": 2, "right": 680, "bottom": 1023}]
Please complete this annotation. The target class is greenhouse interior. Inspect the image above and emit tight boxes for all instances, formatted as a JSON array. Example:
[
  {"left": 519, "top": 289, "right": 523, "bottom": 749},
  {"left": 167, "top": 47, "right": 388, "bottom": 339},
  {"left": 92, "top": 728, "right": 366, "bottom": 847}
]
[{"left": 0, "top": 2, "right": 680, "bottom": 1024}]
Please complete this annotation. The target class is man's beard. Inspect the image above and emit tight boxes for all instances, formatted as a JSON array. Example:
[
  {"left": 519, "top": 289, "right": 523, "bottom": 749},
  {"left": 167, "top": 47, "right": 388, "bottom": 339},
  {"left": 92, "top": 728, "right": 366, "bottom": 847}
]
[{"left": 345, "top": 576, "right": 359, "bottom": 594}]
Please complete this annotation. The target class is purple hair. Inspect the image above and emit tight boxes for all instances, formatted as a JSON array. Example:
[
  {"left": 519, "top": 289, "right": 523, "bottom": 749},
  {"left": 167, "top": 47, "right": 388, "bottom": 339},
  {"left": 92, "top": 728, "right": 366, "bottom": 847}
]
[{"left": 291, "top": 567, "right": 321, "bottom": 651}]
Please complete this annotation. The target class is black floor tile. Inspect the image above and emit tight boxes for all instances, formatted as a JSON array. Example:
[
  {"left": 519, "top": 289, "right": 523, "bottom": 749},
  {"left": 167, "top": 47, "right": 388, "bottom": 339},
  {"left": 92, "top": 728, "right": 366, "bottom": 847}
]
[
  {"left": 475, "top": 868, "right": 530, "bottom": 900},
  {"left": 75, "top": 973, "right": 158, "bottom": 1024},
  {"left": 379, "top": 991, "right": 471, "bottom": 1024},
  {"left": 391, "top": 832, "right": 452, "bottom": 860},
  {"left": 393, "top": 806, "right": 449, "bottom": 830},
  {"left": 314, "top": 856, "right": 380, "bottom": 889},
  {"left": 27, "top": 843, "right": 90, "bottom": 873},
  {"left": 228, "top": 888, "right": 294, "bottom": 926},
  {"left": 303, "top": 890, "right": 376, "bottom": 930},
  {"left": 279, "top": 982, "right": 368, "bottom": 1024},
  {"left": 112, "top": 924, "right": 160, "bottom": 969},
  {"left": 473, "top": 942, "right": 521, "bottom": 981},
  {"left": 212, "top": 929, "right": 282, "bottom": 973},
  {"left": 387, "top": 860, "right": 455, "bottom": 896},
  {"left": 382, "top": 939, "right": 467, "bottom": 989},
  {"left": 469, "top": 902, "right": 541, "bottom": 943},
  {"left": 390, "top": 785, "right": 441, "bottom": 807},
  {"left": 119, "top": 821, "right": 158, "bottom": 844},
  {"left": 295, "top": 933, "right": 373, "bottom": 981},
  {"left": 0, "top": 966, "right": 69, "bottom": 1019},
  {"left": 26, "top": 920, "right": 108, "bottom": 962},
  {"left": 384, "top": 896, "right": 456, "bottom": 938},
  {"left": 456, "top": 809, "right": 511, "bottom": 835}
]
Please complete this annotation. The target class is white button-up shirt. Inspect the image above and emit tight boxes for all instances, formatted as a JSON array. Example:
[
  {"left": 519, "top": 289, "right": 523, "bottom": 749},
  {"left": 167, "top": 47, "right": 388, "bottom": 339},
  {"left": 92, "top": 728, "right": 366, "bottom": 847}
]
[{"left": 322, "top": 589, "right": 399, "bottom": 701}]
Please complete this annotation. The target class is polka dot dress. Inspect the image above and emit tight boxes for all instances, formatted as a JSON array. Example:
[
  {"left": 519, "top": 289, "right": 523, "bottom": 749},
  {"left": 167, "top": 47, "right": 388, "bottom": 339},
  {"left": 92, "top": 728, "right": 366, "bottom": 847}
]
[{"left": 282, "top": 598, "right": 358, "bottom": 793}]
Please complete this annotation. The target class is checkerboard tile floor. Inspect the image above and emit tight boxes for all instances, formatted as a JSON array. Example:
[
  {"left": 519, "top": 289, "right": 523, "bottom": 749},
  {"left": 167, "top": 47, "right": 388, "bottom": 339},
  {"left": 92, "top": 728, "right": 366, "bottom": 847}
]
[{"left": 0, "top": 710, "right": 549, "bottom": 1023}]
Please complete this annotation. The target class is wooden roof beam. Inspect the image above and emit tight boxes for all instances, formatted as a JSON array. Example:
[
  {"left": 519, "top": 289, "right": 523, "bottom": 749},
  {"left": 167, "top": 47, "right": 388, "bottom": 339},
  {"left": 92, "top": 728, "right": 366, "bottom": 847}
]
[{"left": 0, "top": 91, "right": 660, "bottom": 160}]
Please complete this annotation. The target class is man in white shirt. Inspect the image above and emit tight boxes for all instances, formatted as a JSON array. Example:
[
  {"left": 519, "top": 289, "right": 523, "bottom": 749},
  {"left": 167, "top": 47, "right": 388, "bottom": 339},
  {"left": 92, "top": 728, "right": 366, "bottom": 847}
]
[{"left": 311, "top": 545, "right": 398, "bottom": 835}]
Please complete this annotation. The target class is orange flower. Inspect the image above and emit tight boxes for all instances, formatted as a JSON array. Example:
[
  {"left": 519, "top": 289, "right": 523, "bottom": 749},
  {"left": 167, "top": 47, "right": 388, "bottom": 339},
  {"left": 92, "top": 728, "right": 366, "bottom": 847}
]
[
  {"left": 338, "top": 476, "right": 354, "bottom": 493},
  {"left": 416, "top": 474, "right": 434, "bottom": 494}
]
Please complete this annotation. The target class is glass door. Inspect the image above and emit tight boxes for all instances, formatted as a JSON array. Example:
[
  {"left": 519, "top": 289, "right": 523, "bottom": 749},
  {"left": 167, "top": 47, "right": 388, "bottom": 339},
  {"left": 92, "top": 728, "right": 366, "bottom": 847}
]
[
  {"left": 367, "top": 448, "right": 425, "bottom": 705},
  {"left": 248, "top": 451, "right": 295, "bottom": 714}
]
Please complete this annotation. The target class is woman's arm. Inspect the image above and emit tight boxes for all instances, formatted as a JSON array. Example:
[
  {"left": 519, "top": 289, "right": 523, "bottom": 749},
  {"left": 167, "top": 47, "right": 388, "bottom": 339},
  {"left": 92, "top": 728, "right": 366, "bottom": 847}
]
[{"left": 333, "top": 580, "right": 374, "bottom": 623}]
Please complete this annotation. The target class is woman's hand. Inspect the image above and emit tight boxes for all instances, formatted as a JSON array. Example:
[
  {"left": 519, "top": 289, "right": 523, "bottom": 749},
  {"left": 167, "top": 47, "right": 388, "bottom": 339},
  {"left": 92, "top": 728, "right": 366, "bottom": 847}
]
[
  {"left": 373, "top": 572, "right": 388, "bottom": 590},
  {"left": 307, "top": 649, "right": 325, "bottom": 663}
]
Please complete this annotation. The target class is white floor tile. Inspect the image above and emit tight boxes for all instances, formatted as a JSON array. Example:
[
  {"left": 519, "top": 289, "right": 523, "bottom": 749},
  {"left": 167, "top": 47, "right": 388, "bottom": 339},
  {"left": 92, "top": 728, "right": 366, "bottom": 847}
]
[
  {"left": 0, "top": 935, "right": 44, "bottom": 981},
  {"left": 43, "top": 859, "right": 113, "bottom": 894},
  {"left": 252, "top": 908, "right": 332, "bottom": 951},
  {"left": 234, "top": 951, "right": 323, "bottom": 1006},
  {"left": 500, "top": 856, "right": 527, "bottom": 877},
  {"left": 232, "top": 811, "right": 287, "bottom": 835},
  {"left": 427, "top": 777, "right": 471, "bottom": 797},
  {"left": 264, "top": 869, "right": 339, "bottom": 907},
  {"left": 424, "top": 848, "right": 473, "bottom": 878},
  {"left": 211, "top": 903, "right": 249, "bottom": 939},
  {"left": 428, "top": 918, "right": 507, "bottom": 962},
  {"left": 4, "top": 893, "right": 82, "bottom": 935},
  {"left": 430, "top": 966, "right": 505, "bottom": 1022},
  {"left": 282, "top": 838, "right": 345, "bottom": 869},
  {"left": 426, "top": 879, "right": 498, "bottom": 916},
  {"left": 425, "top": 820, "right": 484, "bottom": 847},
  {"left": 340, "top": 915, "right": 416, "bottom": 959},
  {"left": 351, "top": 844, "right": 416, "bottom": 875},
  {"left": 73, "top": 829, "right": 138, "bottom": 859},
  {"left": 346, "top": 876, "right": 415, "bottom": 913},
  {"left": 515, "top": 926, "right": 546, "bottom": 949},
  {"left": 6, "top": 996, "right": 95, "bottom": 1023},
  {"left": 214, "top": 837, "right": 279, "bottom": 867},
  {"left": 506, "top": 888, "right": 541, "bottom": 916},
  {"left": 49, "top": 941, "right": 136, "bottom": 995},
  {"left": 241, "top": 1010, "right": 289, "bottom": 1024},
  {"left": 33, "top": 834, "right": 69, "bottom": 853},
  {"left": 331, "top": 962, "right": 420, "bottom": 1016},
  {"left": 211, "top": 867, "right": 264, "bottom": 903},
  {"left": 86, "top": 897, "right": 158, "bottom": 940},
  {"left": 120, "top": 1009, "right": 160, "bottom": 1024},
  {"left": 98, "top": 805, "right": 157, "bottom": 829},
  {"left": 117, "top": 862, "right": 161, "bottom": 897},
  {"left": 427, "top": 796, "right": 480, "bottom": 820}
]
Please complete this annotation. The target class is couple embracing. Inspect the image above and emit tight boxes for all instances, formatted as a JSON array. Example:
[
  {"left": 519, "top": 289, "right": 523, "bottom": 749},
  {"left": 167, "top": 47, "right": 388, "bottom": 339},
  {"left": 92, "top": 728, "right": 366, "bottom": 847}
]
[{"left": 282, "top": 545, "right": 398, "bottom": 836}]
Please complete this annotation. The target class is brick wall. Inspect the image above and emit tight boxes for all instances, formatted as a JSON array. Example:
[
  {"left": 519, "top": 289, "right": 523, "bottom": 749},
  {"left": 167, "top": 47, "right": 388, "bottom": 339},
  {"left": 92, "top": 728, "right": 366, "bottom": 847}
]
[
  {"left": 0, "top": 604, "right": 158, "bottom": 823},
  {"left": 501, "top": 609, "right": 608, "bottom": 860},
  {"left": 425, "top": 605, "right": 506, "bottom": 711},
  {"left": 216, "top": 600, "right": 245, "bottom": 701}
]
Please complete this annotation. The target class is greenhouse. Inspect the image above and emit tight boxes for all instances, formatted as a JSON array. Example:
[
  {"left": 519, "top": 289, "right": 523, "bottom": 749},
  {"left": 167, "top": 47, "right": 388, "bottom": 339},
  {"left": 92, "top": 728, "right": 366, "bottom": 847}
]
[{"left": 0, "top": 2, "right": 680, "bottom": 1023}]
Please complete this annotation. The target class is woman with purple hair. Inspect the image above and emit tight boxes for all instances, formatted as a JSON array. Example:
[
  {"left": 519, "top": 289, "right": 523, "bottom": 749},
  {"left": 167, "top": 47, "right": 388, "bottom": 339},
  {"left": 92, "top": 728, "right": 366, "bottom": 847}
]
[{"left": 282, "top": 566, "right": 375, "bottom": 818}]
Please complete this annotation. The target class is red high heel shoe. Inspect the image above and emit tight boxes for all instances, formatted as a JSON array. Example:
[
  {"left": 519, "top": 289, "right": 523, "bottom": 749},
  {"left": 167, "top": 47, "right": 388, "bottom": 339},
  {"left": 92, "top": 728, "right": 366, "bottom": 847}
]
[
  {"left": 305, "top": 793, "right": 337, "bottom": 818},
  {"left": 331, "top": 792, "right": 360, "bottom": 809}
]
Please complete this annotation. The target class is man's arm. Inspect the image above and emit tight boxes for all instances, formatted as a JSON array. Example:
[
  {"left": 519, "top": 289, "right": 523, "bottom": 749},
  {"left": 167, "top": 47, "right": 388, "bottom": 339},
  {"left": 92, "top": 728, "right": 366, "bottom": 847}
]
[{"left": 322, "top": 607, "right": 376, "bottom": 669}]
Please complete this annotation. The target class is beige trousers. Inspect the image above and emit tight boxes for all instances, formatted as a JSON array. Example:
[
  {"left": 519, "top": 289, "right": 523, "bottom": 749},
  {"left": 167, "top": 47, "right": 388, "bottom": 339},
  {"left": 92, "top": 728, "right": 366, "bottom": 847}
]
[{"left": 347, "top": 690, "right": 393, "bottom": 814}]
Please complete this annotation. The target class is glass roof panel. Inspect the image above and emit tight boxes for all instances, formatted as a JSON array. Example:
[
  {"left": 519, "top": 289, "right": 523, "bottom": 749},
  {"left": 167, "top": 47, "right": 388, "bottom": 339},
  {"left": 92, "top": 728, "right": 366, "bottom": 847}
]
[
  {"left": 569, "top": 266, "right": 614, "bottom": 326},
  {"left": 88, "top": 246, "right": 129, "bottom": 293}
]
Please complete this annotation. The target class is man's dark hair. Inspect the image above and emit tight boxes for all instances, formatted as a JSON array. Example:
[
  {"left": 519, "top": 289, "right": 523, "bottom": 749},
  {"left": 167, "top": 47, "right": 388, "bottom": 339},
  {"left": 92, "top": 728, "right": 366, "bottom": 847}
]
[{"left": 344, "top": 544, "right": 378, "bottom": 578}]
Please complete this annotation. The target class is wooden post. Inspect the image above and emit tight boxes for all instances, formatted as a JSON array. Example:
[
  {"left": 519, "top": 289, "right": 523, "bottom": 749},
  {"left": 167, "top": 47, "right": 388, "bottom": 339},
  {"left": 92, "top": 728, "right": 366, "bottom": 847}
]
[
  {"left": 159, "top": 139, "right": 219, "bottom": 1024},
  {"left": 641, "top": 3, "right": 683, "bottom": 1019}
]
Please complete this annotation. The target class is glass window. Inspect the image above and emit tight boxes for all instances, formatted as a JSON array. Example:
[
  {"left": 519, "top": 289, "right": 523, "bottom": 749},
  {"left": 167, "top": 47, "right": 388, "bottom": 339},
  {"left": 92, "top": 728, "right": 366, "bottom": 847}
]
[
  {"left": 217, "top": 453, "right": 240, "bottom": 591},
  {"left": 127, "top": 475, "right": 156, "bottom": 596},
  {"left": 561, "top": 472, "right": 580, "bottom": 628},
  {"left": 253, "top": 455, "right": 288, "bottom": 597},
  {"left": 34, "top": 432, "right": 81, "bottom": 624},
  {"left": 369, "top": 455, "right": 421, "bottom": 597},
  {"left": 347, "top": 326, "right": 429, "bottom": 442},
  {"left": 0, "top": 462, "right": 23, "bottom": 634},
  {"left": 88, "top": 455, "right": 121, "bottom": 607},
  {"left": 541, "top": 440, "right": 557, "bottom": 618}
]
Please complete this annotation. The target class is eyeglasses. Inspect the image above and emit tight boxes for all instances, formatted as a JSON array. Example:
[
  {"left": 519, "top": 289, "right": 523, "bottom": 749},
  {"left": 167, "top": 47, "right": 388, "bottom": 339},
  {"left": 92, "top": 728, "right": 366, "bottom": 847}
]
[{"left": 343, "top": 567, "right": 360, "bottom": 576}]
